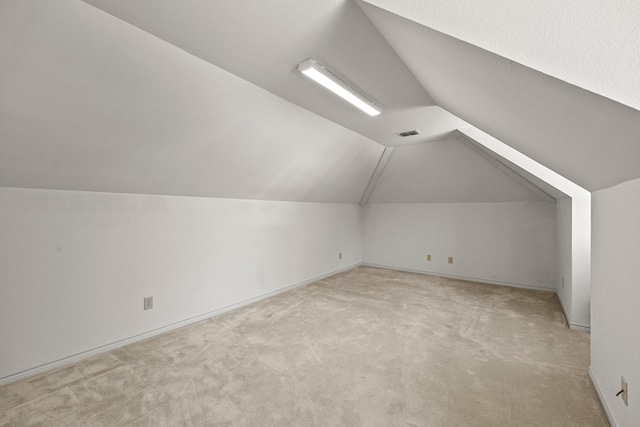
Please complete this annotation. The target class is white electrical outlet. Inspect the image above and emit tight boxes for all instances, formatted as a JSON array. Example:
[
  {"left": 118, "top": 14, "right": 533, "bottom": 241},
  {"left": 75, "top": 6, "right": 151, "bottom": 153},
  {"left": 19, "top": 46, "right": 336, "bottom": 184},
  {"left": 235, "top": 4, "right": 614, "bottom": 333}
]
[
  {"left": 144, "top": 296, "right": 153, "bottom": 310},
  {"left": 448, "top": 257, "right": 454, "bottom": 264},
  {"left": 621, "top": 376, "right": 628, "bottom": 406}
]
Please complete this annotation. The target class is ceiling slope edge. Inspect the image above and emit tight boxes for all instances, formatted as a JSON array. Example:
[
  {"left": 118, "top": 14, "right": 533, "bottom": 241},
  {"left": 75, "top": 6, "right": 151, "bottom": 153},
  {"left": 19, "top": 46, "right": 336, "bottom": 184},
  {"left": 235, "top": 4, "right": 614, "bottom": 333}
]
[
  {"left": 360, "top": 147, "right": 394, "bottom": 206},
  {"left": 456, "top": 128, "right": 588, "bottom": 200},
  {"left": 454, "top": 131, "right": 564, "bottom": 202}
]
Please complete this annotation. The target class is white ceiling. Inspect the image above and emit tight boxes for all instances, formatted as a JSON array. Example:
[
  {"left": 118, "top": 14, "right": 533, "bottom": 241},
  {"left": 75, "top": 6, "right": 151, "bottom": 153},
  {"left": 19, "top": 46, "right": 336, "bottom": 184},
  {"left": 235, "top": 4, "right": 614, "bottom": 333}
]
[
  {"left": 1, "top": 0, "right": 638, "bottom": 202},
  {"left": 362, "top": 0, "right": 640, "bottom": 112},
  {"left": 359, "top": 1, "right": 640, "bottom": 191},
  {"left": 81, "top": 0, "right": 468, "bottom": 147},
  {"left": 0, "top": 0, "right": 382, "bottom": 203},
  {"left": 454, "top": 132, "right": 569, "bottom": 201}
]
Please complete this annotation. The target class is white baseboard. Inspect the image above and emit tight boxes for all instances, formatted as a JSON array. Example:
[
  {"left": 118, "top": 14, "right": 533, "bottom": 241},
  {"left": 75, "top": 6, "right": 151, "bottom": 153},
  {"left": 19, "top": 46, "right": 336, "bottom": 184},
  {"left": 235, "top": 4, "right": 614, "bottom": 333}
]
[
  {"left": 363, "top": 263, "right": 592, "bottom": 332},
  {"left": 569, "top": 323, "right": 590, "bottom": 333},
  {"left": 361, "top": 263, "right": 555, "bottom": 293},
  {"left": 590, "top": 367, "right": 617, "bottom": 427},
  {"left": 556, "top": 291, "right": 591, "bottom": 333},
  {"left": 0, "top": 264, "right": 360, "bottom": 386}
]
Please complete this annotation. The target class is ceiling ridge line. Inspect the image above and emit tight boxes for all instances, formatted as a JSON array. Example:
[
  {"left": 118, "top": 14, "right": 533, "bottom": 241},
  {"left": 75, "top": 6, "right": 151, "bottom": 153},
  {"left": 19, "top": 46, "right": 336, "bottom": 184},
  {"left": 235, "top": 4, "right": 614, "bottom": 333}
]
[{"left": 359, "top": 147, "right": 394, "bottom": 206}]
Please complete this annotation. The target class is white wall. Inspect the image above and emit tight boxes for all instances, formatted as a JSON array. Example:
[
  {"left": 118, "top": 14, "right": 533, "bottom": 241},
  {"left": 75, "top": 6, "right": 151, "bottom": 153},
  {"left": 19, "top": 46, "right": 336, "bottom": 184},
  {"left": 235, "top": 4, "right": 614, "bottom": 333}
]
[
  {"left": 591, "top": 177, "right": 640, "bottom": 426},
  {"left": 454, "top": 127, "right": 593, "bottom": 329},
  {"left": 570, "top": 194, "right": 592, "bottom": 329},
  {"left": 556, "top": 198, "right": 572, "bottom": 320},
  {"left": 368, "top": 139, "right": 547, "bottom": 203},
  {"left": 0, "top": 187, "right": 362, "bottom": 383},
  {"left": 362, "top": 202, "right": 556, "bottom": 290}
]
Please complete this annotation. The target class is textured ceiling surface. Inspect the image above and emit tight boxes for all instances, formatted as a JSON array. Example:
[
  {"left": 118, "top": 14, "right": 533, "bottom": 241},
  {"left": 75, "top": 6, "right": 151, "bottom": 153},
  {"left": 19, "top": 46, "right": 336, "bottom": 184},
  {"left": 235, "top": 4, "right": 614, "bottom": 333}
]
[
  {"left": 360, "top": 2, "right": 640, "bottom": 191},
  {"left": 1, "top": 0, "right": 638, "bottom": 202},
  {"left": 361, "top": 0, "right": 640, "bottom": 112}
]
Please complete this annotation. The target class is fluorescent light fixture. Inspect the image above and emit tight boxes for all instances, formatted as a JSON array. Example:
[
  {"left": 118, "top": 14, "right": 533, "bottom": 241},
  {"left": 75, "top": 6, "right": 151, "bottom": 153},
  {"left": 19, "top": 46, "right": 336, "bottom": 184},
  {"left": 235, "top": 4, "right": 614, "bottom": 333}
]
[{"left": 298, "top": 59, "right": 381, "bottom": 116}]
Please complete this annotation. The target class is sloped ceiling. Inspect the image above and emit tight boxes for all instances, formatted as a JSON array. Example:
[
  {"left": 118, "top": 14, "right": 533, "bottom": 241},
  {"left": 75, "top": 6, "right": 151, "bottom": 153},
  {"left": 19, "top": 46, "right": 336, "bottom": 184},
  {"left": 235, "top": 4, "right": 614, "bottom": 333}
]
[
  {"left": 359, "top": 1, "right": 640, "bottom": 191},
  {"left": 80, "top": 0, "right": 469, "bottom": 147},
  {"left": 361, "top": 0, "right": 640, "bottom": 112},
  {"left": 3, "top": 0, "right": 635, "bottom": 203},
  {"left": 0, "top": 0, "right": 383, "bottom": 203},
  {"left": 368, "top": 139, "right": 547, "bottom": 204},
  {"left": 454, "top": 132, "right": 569, "bottom": 202}
]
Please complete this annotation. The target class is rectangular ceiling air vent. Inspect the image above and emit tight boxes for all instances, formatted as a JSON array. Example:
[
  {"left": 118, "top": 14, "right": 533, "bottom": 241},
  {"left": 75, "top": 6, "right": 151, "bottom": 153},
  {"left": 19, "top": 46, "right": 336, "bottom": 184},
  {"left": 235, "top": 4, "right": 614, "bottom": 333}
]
[{"left": 396, "top": 129, "right": 421, "bottom": 137}]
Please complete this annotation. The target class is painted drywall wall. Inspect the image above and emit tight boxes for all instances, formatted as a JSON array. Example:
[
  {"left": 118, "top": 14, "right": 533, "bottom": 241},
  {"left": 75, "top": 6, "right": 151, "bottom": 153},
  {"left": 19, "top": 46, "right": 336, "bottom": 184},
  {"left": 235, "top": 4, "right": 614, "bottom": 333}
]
[
  {"left": 556, "top": 198, "right": 572, "bottom": 321},
  {"left": 570, "top": 194, "right": 592, "bottom": 329},
  {"left": 367, "top": 139, "right": 546, "bottom": 203},
  {"left": 362, "top": 202, "right": 556, "bottom": 290},
  {"left": 591, "top": 177, "right": 640, "bottom": 426},
  {"left": 0, "top": 187, "right": 362, "bottom": 382},
  {"left": 455, "top": 128, "right": 592, "bottom": 329}
]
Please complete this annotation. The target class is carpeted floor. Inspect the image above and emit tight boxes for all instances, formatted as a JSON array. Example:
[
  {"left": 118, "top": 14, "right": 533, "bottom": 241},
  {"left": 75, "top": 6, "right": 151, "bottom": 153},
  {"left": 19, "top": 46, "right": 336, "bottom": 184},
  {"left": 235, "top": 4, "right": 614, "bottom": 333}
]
[{"left": 0, "top": 266, "right": 608, "bottom": 426}]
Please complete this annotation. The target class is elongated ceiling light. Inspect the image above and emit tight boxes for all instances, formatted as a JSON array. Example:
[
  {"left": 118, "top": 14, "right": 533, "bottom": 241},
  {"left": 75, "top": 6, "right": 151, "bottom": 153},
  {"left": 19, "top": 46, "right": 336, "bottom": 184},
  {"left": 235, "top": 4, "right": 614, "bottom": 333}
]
[{"left": 297, "top": 59, "right": 381, "bottom": 116}]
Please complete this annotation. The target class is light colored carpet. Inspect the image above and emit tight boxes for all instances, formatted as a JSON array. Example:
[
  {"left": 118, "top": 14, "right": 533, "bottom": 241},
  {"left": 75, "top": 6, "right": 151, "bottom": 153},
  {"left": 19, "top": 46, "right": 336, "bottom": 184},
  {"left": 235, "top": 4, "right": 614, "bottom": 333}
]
[{"left": 0, "top": 266, "right": 608, "bottom": 426}]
